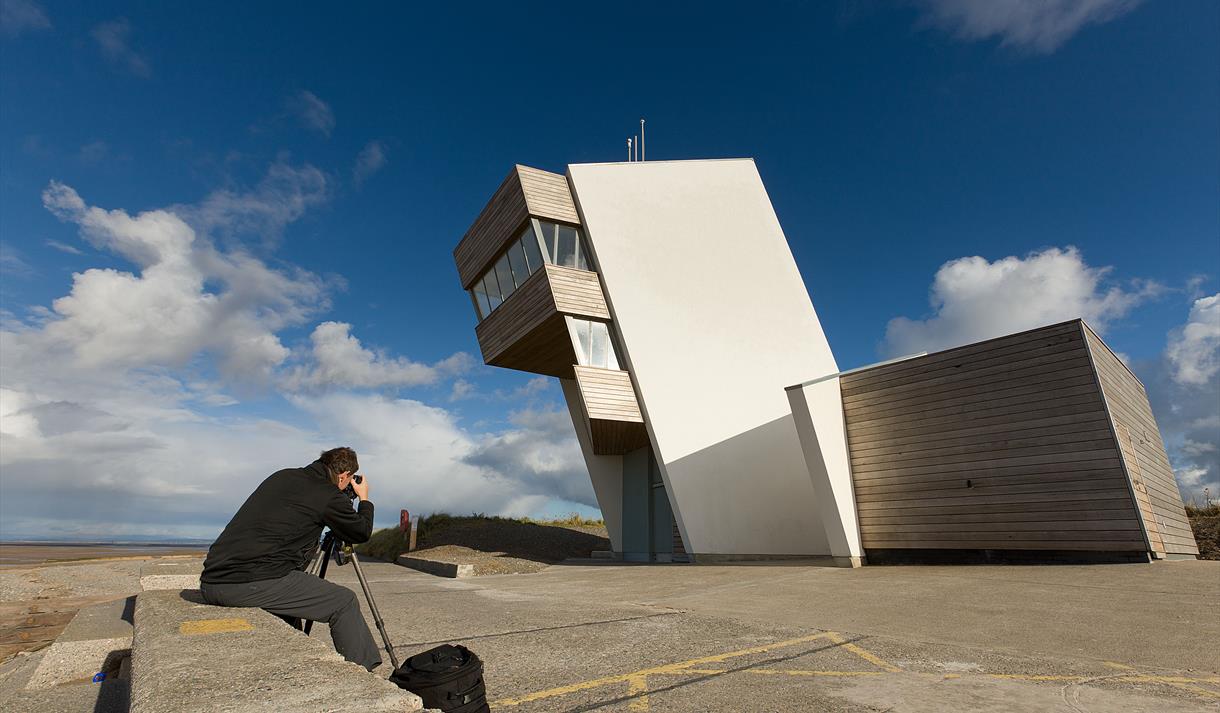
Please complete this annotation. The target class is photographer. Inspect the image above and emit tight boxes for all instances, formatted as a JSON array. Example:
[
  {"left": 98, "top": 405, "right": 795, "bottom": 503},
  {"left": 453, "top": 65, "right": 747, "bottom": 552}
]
[{"left": 200, "top": 447, "right": 381, "bottom": 671}]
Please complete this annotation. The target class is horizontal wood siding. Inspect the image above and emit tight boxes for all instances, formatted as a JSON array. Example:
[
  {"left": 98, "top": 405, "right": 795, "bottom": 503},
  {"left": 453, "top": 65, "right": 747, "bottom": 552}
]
[
  {"left": 455, "top": 168, "right": 529, "bottom": 289},
  {"left": 547, "top": 265, "right": 610, "bottom": 320},
  {"left": 842, "top": 321, "right": 1147, "bottom": 553},
  {"left": 519, "top": 166, "right": 580, "bottom": 225},
  {"left": 1083, "top": 324, "right": 1199, "bottom": 556},
  {"left": 575, "top": 366, "right": 643, "bottom": 422},
  {"left": 575, "top": 366, "right": 648, "bottom": 455},
  {"left": 474, "top": 268, "right": 556, "bottom": 364},
  {"left": 454, "top": 165, "right": 580, "bottom": 289}
]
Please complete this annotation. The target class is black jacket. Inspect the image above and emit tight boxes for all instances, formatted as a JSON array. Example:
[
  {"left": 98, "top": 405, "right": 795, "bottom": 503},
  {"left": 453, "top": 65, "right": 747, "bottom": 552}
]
[{"left": 201, "top": 460, "right": 374, "bottom": 584}]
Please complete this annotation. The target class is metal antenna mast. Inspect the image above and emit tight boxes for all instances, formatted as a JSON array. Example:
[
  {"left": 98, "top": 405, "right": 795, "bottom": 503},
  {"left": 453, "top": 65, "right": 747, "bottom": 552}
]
[
  {"left": 626, "top": 137, "right": 633, "bottom": 161},
  {"left": 640, "top": 118, "right": 645, "bottom": 161}
]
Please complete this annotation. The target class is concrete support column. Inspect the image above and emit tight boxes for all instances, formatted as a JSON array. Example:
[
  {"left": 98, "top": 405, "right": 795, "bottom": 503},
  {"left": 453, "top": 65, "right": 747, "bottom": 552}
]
[{"left": 786, "top": 376, "right": 864, "bottom": 567}]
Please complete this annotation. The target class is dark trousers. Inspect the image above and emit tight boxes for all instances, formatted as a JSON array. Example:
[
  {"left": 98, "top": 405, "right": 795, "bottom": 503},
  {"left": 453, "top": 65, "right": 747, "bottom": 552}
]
[{"left": 200, "top": 570, "right": 382, "bottom": 671}]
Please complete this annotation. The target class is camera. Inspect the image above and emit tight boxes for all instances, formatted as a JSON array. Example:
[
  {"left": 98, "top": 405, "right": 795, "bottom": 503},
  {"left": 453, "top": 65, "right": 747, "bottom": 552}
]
[{"left": 342, "top": 474, "right": 363, "bottom": 498}]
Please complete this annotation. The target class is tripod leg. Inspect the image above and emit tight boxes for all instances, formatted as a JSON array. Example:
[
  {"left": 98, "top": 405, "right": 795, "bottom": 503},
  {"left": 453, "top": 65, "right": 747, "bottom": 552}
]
[
  {"left": 348, "top": 552, "right": 401, "bottom": 670},
  {"left": 304, "top": 539, "right": 335, "bottom": 636}
]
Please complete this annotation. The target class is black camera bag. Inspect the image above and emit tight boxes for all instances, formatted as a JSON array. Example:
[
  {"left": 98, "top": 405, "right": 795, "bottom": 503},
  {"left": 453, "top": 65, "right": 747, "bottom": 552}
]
[{"left": 389, "top": 643, "right": 488, "bottom": 712}]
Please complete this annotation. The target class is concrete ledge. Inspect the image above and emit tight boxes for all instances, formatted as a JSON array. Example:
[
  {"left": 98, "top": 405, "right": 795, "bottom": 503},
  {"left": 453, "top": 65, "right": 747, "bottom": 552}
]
[
  {"left": 396, "top": 555, "right": 474, "bottom": 578},
  {"left": 131, "top": 590, "right": 422, "bottom": 712},
  {"left": 140, "top": 561, "right": 202, "bottom": 591},
  {"left": 25, "top": 596, "right": 135, "bottom": 690}
]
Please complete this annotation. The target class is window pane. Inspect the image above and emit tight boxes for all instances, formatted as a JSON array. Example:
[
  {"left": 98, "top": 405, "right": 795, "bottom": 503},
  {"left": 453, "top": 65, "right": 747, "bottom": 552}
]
[
  {"left": 507, "top": 241, "right": 529, "bottom": 287},
  {"left": 591, "top": 322, "right": 608, "bottom": 368},
  {"left": 521, "top": 231, "right": 543, "bottom": 273},
  {"left": 494, "top": 255, "right": 516, "bottom": 299},
  {"left": 581, "top": 320, "right": 593, "bottom": 363},
  {"left": 536, "top": 220, "right": 556, "bottom": 263},
  {"left": 567, "top": 317, "right": 588, "bottom": 365},
  {"left": 483, "top": 272, "right": 502, "bottom": 311},
  {"left": 556, "top": 225, "right": 578, "bottom": 268},
  {"left": 471, "top": 284, "right": 490, "bottom": 320}
]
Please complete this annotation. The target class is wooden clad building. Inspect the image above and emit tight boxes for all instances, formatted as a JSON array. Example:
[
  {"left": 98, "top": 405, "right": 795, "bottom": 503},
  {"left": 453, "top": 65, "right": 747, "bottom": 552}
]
[{"left": 840, "top": 320, "right": 1198, "bottom": 559}]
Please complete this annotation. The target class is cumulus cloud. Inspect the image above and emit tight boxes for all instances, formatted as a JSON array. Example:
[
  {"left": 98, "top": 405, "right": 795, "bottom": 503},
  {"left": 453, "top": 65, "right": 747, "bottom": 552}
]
[
  {"left": 91, "top": 18, "right": 150, "bottom": 77},
  {"left": 283, "top": 321, "right": 473, "bottom": 391},
  {"left": 915, "top": 0, "right": 1141, "bottom": 54},
  {"left": 36, "top": 181, "right": 324, "bottom": 381},
  {"left": 1165, "top": 294, "right": 1220, "bottom": 386},
  {"left": 288, "top": 91, "right": 335, "bottom": 136},
  {"left": 1, "top": 0, "right": 50, "bottom": 38},
  {"left": 353, "top": 140, "right": 387, "bottom": 186},
  {"left": 884, "top": 246, "right": 1158, "bottom": 356},
  {"left": 1, "top": 169, "right": 595, "bottom": 540}
]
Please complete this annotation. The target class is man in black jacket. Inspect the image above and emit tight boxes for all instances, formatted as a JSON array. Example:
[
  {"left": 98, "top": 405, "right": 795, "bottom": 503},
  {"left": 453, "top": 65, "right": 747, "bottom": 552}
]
[{"left": 200, "top": 447, "right": 381, "bottom": 670}]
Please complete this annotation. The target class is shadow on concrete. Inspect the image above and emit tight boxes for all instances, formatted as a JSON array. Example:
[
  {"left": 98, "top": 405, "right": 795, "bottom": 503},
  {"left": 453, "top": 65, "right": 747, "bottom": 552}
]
[{"left": 408, "top": 517, "right": 611, "bottom": 566}]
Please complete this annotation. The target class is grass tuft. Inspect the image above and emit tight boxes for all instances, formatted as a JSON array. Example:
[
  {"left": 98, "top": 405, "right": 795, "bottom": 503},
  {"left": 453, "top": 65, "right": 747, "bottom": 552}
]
[{"left": 1185, "top": 502, "right": 1219, "bottom": 560}]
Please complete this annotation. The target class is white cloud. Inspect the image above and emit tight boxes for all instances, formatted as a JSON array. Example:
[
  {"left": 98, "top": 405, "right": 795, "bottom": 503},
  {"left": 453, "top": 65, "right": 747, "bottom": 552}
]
[
  {"left": 0, "top": 171, "right": 596, "bottom": 540},
  {"left": 883, "top": 246, "right": 1157, "bottom": 356},
  {"left": 79, "top": 140, "right": 109, "bottom": 164},
  {"left": 353, "top": 140, "right": 387, "bottom": 186},
  {"left": 185, "top": 157, "right": 329, "bottom": 245},
  {"left": 0, "top": 244, "right": 34, "bottom": 276},
  {"left": 1, "top": 0, "right": 50, "bottom": 38},
  {"left": 288, "top": 91, "right": 335, "bottom": 137},
  {"left": 283, "top": 321, "right": 472, "bottom": 391},
  {"left": 46, "top": 239, "right": 83, "bottom": 255},
  {"left": 37, "top": 180, "right": 326, "bottom": 381},
  {"left": 91, "top": 18, "right": 150, "bottom": 77},
  {"left": 1165, "top": 293, "right": 1220, "bottom": 386},
  {"left": 916, "top": 0, "right": 1141, "bottom": 54}
]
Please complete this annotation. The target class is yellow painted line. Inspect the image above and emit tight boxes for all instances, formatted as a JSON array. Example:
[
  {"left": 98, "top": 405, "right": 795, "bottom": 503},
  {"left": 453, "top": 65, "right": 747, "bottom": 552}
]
[
  {"left": 626, "top": 674, "right": 649, "bottom": 711},
  {"left": 178, "top": 618, "right": 253, "bottom": 635},
  {"left": 491, "top": 631, "right": 837, "bottom": 707},
  {"left": 740, "top": 669, "right": 886, "bottom": 678},
  {"left": 821, "top": 631, "right": 903, "bottom": 673}
]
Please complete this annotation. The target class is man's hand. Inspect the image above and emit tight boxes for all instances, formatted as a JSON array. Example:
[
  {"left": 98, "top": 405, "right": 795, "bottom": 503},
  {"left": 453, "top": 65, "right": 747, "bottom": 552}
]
[{"left": 352, "top": 475, "right": 370, "bottom": 502}]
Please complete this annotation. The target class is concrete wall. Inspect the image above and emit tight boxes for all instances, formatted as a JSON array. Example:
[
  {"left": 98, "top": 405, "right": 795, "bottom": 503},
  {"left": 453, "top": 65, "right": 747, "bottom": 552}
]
[
  {"left": 568, "top": 159, "right": 840, "bottom": 556},
  {"left": 561, "top": 378, "right": 623, "bottom": 551}
]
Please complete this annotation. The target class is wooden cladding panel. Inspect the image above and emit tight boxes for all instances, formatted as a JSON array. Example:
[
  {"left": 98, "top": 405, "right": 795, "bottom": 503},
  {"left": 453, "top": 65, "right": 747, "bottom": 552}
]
[
  {"left": 842, "top": 321, "right": 1147, "bottom": 553},
  {"left": 575, "top": 366, "right": 648, "bottom": 455},
  {"left": 474, "top": 268, "right": 555, "bottom": 363},
  {"left": 547, "top": 265, "right": 610, "bottom": 320},
  {"left": 1083, "top": 324, "right": 1199, "bottom": 556},
  {"left": 455, "top": 168, "right": 529, "bottom": 289},
  {"left": 589, "top": 419, "right": 650, "bottom": 456},
  {"left": 518, "top": 166, "right": 580, "bottom": 225},
  {"left": 454, "top": 165, "right": 580, "bottom": 289},
  {"left": 575, "top": 366, "right": 643, "bottom": 422}
]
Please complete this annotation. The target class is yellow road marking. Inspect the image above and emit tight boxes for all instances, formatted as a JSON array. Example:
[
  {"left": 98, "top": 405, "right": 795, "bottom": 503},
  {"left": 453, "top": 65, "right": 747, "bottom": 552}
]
[
  {"left": 626, "top": 674, "right": 649, "bottom": 711},
  {"left": 178, "top": 618, "right": 253, "bottom": 635},
  {"left": 491, "top": 631, "right": 896, "bottom": 708},
  {"left": 821, "top": 631, "right": 903, "bottom": 673},
  {"left": 735, "top": 669, "right": 886, "bottom": 678}
]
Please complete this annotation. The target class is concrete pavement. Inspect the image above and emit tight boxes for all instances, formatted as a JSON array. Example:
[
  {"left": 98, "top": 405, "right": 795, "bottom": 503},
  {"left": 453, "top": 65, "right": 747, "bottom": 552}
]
[{"left": 313, "top": 556, "right": 1219, "bottom": 712}]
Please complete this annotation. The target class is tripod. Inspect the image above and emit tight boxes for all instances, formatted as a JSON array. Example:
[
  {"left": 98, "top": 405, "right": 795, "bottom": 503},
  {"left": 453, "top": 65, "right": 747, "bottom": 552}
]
[{"left": 304, "top": 529, "right": 401, "bottom": 670}]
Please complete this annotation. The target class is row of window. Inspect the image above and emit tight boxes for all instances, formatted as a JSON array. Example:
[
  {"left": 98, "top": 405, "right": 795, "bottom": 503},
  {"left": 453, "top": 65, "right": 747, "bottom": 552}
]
[{"left": 469, "top": 219, "right": 591, "bottom": 321}]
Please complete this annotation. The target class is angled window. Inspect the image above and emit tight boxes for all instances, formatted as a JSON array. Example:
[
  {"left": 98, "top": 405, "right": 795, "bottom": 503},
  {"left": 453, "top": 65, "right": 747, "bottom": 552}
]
[
  {"left": 566, "top": 317, "right": 620, "bottom": 370},
  {"left": 468, "top": 220, "right": 593, "bottom": 322}
]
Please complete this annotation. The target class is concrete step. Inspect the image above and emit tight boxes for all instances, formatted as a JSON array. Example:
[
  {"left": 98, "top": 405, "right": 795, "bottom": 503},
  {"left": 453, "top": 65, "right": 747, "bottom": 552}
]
[
  {"left": 139, "top": 561, "right": 202, "bottom": 591},
  {"left": 130, "top": 589, "right": 423, "bottom": 712},
  {"left": 1, "top": 595, "right": 135, "bottom": 713}
]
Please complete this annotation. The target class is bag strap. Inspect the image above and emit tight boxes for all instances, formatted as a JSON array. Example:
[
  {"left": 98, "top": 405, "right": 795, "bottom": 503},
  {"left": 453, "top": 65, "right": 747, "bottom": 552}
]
[{"left": 447, "top": 677, "right": 484, "bottom": 705}]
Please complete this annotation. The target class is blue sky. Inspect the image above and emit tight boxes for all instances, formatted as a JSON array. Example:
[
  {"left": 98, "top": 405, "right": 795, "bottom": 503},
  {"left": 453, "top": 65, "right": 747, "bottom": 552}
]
[{"left": 1, "top": 0, "right": 1217, "bottom": 540}]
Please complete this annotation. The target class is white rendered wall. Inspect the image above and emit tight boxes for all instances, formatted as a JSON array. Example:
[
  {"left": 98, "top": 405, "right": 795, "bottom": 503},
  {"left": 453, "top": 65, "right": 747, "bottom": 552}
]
[
  {"left": 560, "top": 378, "right": 623, "bottom": 551},
  {"left": 787, "top": 377, "right": 863, "bottom": 564},
  {"left": 568, "top": 159, "right": 839, "bottom": 556}
]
